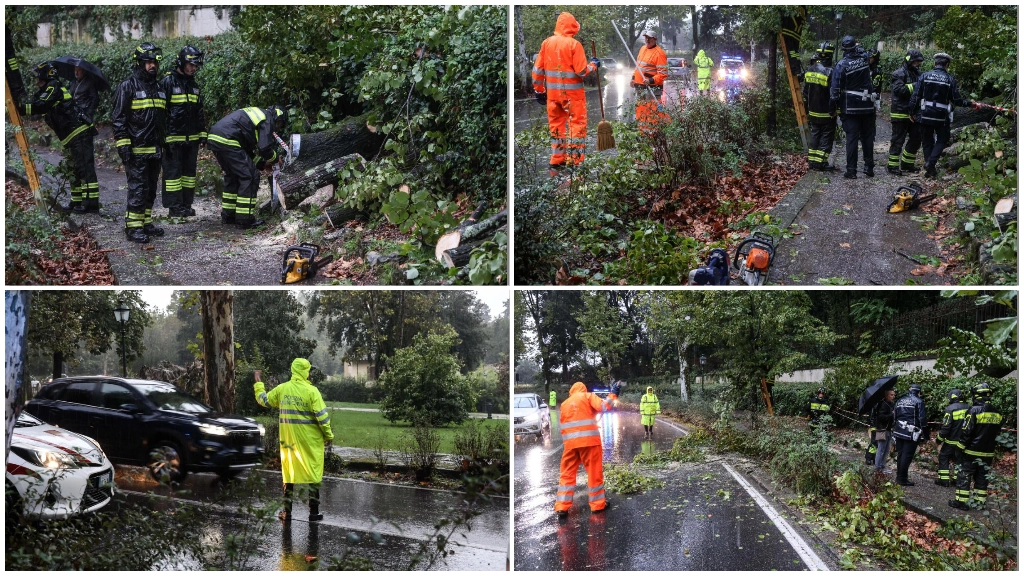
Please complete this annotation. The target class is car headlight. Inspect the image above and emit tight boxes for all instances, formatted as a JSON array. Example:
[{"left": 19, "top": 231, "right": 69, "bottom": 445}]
[
  {"left": 199, "top": 423, "right": 230, "bottom": 436},
  {"left": 741, "top": 69, "right": 749, "bottom": 79},
  {"left": 718, "top": 70, "right": 725, "bottom": 79},
  {"left": 12, "top": 446, "right": 80, "bottom": 469},
  {"left": 256, "top": 423, "right": 266, "bottom": 436}
]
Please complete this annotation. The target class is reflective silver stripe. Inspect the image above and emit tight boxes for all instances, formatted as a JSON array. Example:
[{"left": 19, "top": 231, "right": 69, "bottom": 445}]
[
  {"left": 258, "top": 392, "right": 270, "bottom": 406},
  {"left": 280, "top": 408, "right": 315, "bottom": 417},
  {"left": 588, "top": 490, "right": 606, "bottom": 502},
  {"left": 922, "top": 100, "right": 951, "bottom": 110},
  {"left": 562, "top": 430, "right": 601, "bottom": 441},
  {"left": 280, "top": 418, "right": 318, "bottom": 425},
  {"left": 314, "top": 408, "right": 329, "bottom": 418},
  {"left": 588, "top": 483, "right": 604, "bottom": 494},
  {"left": 556, "top": 493, "right": 574, "bottom": 502},
  {"left": 560, "top": 419, "right": 597, "bottom": 430},
  {"left": 845, "top": 89, "right": 870, "bottom": 99},
  {"left": 532, "top": 66, "right": 544, "bottom": 75},
  {"left": 545, "top": 81, "right": 585, "bottom": 91},
  {"left": 544, "top": 70, "right": 581, "bottom": 79}
]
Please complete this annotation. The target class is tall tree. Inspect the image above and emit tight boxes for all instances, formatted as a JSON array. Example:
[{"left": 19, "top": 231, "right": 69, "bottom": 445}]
[
  {"left": 234, "top": 291, "right": 317, "bottom": 376},
  {"left": 645, "top": 291, "right": 722, "bottom": 402},
  {"left": 6, "top": 291, "right": 30, "bottom": 460},
  {"left": 485, "top": 298, "right": 511, "bottom": 365},
  {"left": 200, "top": 291, "right": 235, "bottom": 413},
  {"left": 435, "top": 291, "right": 490, "bottom": 372},
  {"left": 171, "top": 290, "right": 203, "bottom": 365},
  {"left": 576, "top": 291, "right": 629, "bottom": 381}
]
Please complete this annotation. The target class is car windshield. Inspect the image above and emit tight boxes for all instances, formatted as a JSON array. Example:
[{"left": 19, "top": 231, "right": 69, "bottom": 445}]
[
  {"left": 16, "top": 411, "right": 44, "bottom": 427},
  {"left": 514, "top": 396, "right": 538, "bottom": 409},
  {"left": 135, "top": 383, "right": 213, "bottom": 414},
  {"left": 723, "top": 60, "right": 744, "bottom": 70},
  {"left": 668, "top": 58, "right": 684, "bottom": 67}
]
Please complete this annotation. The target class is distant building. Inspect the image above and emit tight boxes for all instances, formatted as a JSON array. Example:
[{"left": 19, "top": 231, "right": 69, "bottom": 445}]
[
  {"left": 37, "top": 6, "right": 233, "bottom": 46},
  {"left": 342, "top": 360, "right": 375, "bottom": 381}
]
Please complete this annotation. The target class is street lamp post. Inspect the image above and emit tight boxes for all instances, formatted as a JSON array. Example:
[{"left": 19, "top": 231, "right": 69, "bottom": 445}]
[
  {"left": 699, "top": 354, "right": 707, "bottom": 396},
  {"left": 113, "top": 302, "right": 130, "bottom": 378}
]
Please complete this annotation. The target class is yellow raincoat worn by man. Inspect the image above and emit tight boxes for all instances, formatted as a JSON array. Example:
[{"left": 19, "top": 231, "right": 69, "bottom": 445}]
[
  {"left": 255, "top": 358, "right": 334, "bottom": 521},
  {"left": 695, "top": 49, "right": 714, "bottom": 92},
  {"left": 640, "top": 386, "right": 660, "bottom": 437}
]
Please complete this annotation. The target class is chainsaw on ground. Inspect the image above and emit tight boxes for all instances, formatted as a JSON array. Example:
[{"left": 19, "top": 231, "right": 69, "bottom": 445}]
[
  {"left": 733, "top": 232, "right": 775, "bottom": 286},
  {"left": 887, "top": 182, "right": 936, "bottom": 213},
  {"left": 281, "top": 243, "right": 333, "bottom": 284},
  {"left": 689, "top": 248, "right": 731, "bottom": 285}
]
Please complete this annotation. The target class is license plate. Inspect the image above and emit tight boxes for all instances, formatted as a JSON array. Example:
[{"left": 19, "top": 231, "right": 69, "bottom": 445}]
[
  {"left": 242, "top": 445, "right": 256, "bottom": 454},
  {"left": 99, "top": 470, "right": 114, "bottom": 488}
]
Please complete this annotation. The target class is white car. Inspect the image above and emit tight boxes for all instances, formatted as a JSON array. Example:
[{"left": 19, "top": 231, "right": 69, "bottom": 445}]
[
  {"left": 513, "top": 393, "right": 550, "bottom": 439},
  {"left": 6, "top": 411, "right": 114, "bottom": 519}
]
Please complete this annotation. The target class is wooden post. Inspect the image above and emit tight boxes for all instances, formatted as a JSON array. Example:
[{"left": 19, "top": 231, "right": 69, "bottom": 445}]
[
  {"left": 5, "top": 81, "right": 43, "bottom": 207},
  {"left": 760, "top": 378, "right": 774, "bottom": 416},
  {"left": 779, "top": 32, "right": 809, "bottom": 151}
]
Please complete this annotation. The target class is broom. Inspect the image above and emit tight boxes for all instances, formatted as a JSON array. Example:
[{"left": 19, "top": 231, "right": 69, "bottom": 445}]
[{"left": 592, "top": 40, "right": 615, "bottom": 151}]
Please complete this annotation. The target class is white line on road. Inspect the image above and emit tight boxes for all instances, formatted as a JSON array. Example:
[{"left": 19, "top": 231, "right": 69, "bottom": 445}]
[
  {"left": 721, "top": 463, "right": 830, "bottom": 571},
  {"left": 656, "top": 418, "right": 688, "bottom": 435}
]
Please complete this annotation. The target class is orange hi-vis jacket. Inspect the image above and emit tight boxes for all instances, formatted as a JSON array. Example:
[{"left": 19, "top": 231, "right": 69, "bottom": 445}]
[
  {"left": 632, "top": 44, "right": 669, "bottom": 87},
  {"left": 559, "top": 382, "right": 610, "bottom": 450},
  {"left": 532, "top": 13, "right": 597, "bottom": 99}
]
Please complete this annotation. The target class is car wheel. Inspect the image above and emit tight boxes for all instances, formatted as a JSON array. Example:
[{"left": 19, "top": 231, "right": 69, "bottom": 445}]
[
  {"left": 148, "top": 441, "right": 188, "bottom": 484},
  {"left": 216, "top": 469, "right": 242, "bottom": 483}
]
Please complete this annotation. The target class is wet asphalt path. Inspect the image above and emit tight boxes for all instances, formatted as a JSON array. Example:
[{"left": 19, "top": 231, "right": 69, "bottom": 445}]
[
  {"left": 514, "top": 408, "right": 826, "bottom": 571},
  {"left": 116, "top": 467, "right": 507, "bottom": 570}
]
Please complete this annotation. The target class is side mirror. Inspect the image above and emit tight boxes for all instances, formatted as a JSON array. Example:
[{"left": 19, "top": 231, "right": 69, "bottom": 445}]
[{"left": 120, "top": 403, "right": 141, "bottom": 414}]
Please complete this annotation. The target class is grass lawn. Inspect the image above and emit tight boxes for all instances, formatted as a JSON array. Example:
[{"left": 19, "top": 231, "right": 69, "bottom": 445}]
[
  {"left": 325, "top": 401, "right": 379, "bottom": 409},
  {"left": 256, "top": 411, "right": 508, "bottom": 455}
]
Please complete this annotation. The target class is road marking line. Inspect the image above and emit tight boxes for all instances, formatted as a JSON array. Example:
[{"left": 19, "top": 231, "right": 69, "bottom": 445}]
[
  {"left": 656, "top": 418, "right": 688, "bottom": 435},
  {"left": 721, "top": 463, "right": 830, "bottom": 571}
]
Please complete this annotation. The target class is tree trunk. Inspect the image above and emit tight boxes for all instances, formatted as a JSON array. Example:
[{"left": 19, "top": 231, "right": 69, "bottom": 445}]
[
  {"left": 515, "top": 6, "right": 530, "bottom": 93},
  {"left": 313, "top": 204, "right": 367, "bottom": 227},
  {"left": 6, "top": 291, "right": 29, "bottom": 460},
  {"left": 677, "top": 340, "right": 690, "bottom": 403},
  {"left": 691, "top": 6, "right": 699, "bottom": 52},
  {"left": 200, "top": 291, "right": 235, "bottom": 413},
  {"left": 277, "top": 153, "right": 367, "bottom": 207},
  {"left": 434, "top": 208, "right": 508, "bottom": 265},
  {"left": 442, "top": 240, "right": 485, "bottom": 268},
  {"left": 768, "top": 35, "right": 778, "bottom": 137},
  {"left": 52, "top": 350, "right": 63, "bottom": 382},
  {"left": 289, "top": 113, "right": 385, "bottom": 167}
]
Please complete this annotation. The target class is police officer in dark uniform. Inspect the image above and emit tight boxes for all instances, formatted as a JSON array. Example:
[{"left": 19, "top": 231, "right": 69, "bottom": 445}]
[
  {"left": 830, "top": 36, "right": 877, "bottom": 179},
  {"left": 950, "top": 383, "right": 1002, "bottom": 510},
  {"left": 207, "top": 105, "right": 288, "bottom": 229},
  {"left": 112, "top": 43, "right": 166, "bottom": 243},
  {"left": 908, "top": 52, "right": 978, "bottom": 178},
  {"left": 935, "top": 388, "right": 969, "bottom": 486},
  {"left": 159, "top": 45, "right": 207, "bottom": 217},
  {"left": 68, "top": 63, "right": 101, "bottom": 212},
  {"left": 892, "top": 383, "right": 929, "bottom": 486},
  {"left": 18, "top": 62, "right": 97, "bottom": 213},
  {"left": 888, "top": 50, "right": 925, "bottom": 175},
  {"left": 803, "top": 42, "right": 837, "bottom": 171}
]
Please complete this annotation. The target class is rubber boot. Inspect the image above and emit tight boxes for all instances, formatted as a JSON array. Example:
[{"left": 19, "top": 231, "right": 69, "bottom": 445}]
[
  {"left": 309, "top": 486, "right": 323, "bottom": 522},
  {"left": 143, "top": 223, "right": 165, "bottom": 237},
  {"left": 125, "top": 228, "right": 150, "bottom": 244}
]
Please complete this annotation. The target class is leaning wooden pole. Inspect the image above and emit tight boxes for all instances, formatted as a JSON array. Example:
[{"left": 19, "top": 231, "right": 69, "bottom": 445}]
[
  {"left": 5, "top": 76, "right": 43, "bottom": 208},
  {"left": 779, "top": 32, "right": 809, "bottom": 151}
]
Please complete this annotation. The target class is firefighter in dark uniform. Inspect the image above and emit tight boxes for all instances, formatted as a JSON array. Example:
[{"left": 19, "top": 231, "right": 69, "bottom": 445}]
[
  {"left": 830, "top": 36, "right": 876, "bottom": 179},
  {"left": 935, "top": 388, "right": 969, "bottom": 486},
  {"left": 892, "top": 383, "right": 929, "bottom": 486},
  {"left": 780, "top": 7, "right": 806, "bottom": 76},
  {"left": 908, "top": 52, "right": 978, "bottom": 178},
  {"left": 207, "top": 105, "right": 288, "bottom": 229},
  {"left": 802, "top": 42, "right": 837, "bottom": 171},
  {"left": 950, "top": 383, "right": 1001, "bottom": 510},
  {"left": 69, "top": 63, "right": 101, "bottom": 212},
  {"left": 808, "top": 387, "right": 831, "bottom": 431},
  {"left": 18, "top": 62, "right": 97, "bottom": 213},
  {"left": 866, "top": 49, "right": 883, "bottom": 100},
  {"left": 159, "top": 45, "right": 207, "bottom": 218},
  {"left": 112, "top": 43, "right": 167, "bottom": 243},
  {"left": 887, "top": 50, "right": 925, "bottom": 175}
]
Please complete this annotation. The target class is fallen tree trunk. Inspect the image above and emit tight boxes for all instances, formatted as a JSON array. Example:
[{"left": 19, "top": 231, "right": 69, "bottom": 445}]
[
  {"left": 290, "top": 113, "right": 386, "bottom": 167},
  {"left": 442, "top": 240, "right": 485, "bottom": 268},
  {"left": 434, "top": 204, "right": 508, "bottom": 264},
  {"left": 276, "top": 153, "right": 366, "bottom": 206}
]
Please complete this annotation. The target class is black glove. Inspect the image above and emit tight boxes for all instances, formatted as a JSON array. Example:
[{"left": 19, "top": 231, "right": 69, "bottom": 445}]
[
  {"left": 591, "top": 58, "right": 601, "bottom": 68},
  {"left": 117, "top": 146, "right": 132, "bottom": 166},
  {"left": 644, "top": 78, "right": 654, "bottom": 86},
  {"left": 535, "top": 91, "right": 547, "bottom": 106}
]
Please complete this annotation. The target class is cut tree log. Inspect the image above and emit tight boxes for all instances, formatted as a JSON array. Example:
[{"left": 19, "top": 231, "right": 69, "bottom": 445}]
[
  {"left": 442, "top": 240, "right": 485, "bottom": 268},
  {"left": 434, "top": 203, "right": 506, "bottom": 264},
  {"left": 313, "top": 204, "right": 367, "bottom": 227},
  {"left": 290, "top": 113, "right": 385, "bottom": 167},
  {"left": 276, "top": 153, "right": 366, "bottom": 206}
]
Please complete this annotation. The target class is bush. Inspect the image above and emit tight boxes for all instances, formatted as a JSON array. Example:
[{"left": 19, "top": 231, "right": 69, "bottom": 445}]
[
  {"left": 5, "top": 197, "right": 58, "bottom": 284},
  {"left": 378, "top": 329, "right": 475, "bottom": 426},
  {"left": 318, "top": 376, "right": 378, "bottom": 404},
  {"left": 403, "top": 423, "right": 441, "bottom": 481},
  {"left": 453, "top": 419, "right": 509, "bottom": 471},
  {"left": 756, "top": 418, "right": 842, "bottom": 498}
]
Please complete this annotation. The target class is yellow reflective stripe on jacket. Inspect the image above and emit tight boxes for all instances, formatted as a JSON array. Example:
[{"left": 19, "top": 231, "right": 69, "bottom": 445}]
[
  {"left": 809, "top": 111, "right": 832, "bottom": 118},
  {"left": 805, "top": 71, "right": 828, "bottom": 87},
  {"left": 242, "top": 107, "right": 266, "bottom": 125},
  {"left": 131, "top": 98, "right": 166, "bottom": 110},
  {"left": 165, "top": 135, "right": 188, "bottom": 143},
  {"left": 8, "top": 57, "right": 17, "bottom": 71},
  {"left": 207, "top": 134, "right": 241, "bottom": 147},
  {"left": 975, "top": 412, "right": 1002, "bottom": 424},
  {"left": 169, "top": 93, "right": 201, "bottom": 104},
  {"left": 164, "top": 133, "right": 207, "bottom": 143},
  {"left": 115, "top": 138, "right": 132, "bottom": 147},
  {"left": 891, "top": 113, "right": 910, "bottom": 119},
  {"left": 60, "top": 123, "right": 93, "bottom": 146},
  {"left": 811, "top": 402, "right": 830, "bottom": 411},
  {"left": 133, "top": 146, "right": 157, "bottom": 154}
]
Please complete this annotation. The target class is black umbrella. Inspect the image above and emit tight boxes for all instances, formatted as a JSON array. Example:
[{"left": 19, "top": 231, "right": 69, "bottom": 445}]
[
  {"left": 52, "top": 55, "right": 109, "bottom": 92},
  {"left": 858, "top": 375, "right": 898, "bottom": 415}
]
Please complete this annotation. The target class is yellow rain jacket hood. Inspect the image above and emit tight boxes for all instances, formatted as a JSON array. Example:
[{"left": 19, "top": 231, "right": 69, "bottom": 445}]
[{"left": 255, "top": 357, "right": 334, "bottom": 484}]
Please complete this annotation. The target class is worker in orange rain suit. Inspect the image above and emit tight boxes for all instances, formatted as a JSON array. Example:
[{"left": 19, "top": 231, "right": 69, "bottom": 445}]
[
  {"left": 532, "top": 12, "right": 599, "bottom": 172},
  {"left": 631, "top": 29, "right": 669, "bottom": 135},
  {"left": 555, "top": 382, "right": 612, "bottom": 517}
]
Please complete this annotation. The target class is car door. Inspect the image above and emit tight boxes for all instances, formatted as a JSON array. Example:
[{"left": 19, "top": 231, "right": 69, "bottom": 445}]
[
  {"left": 95, "top": 381, "right": 144, "bottom": 462},
  {"left": 48, "top": 381, "right": 100, "bottom": 437}
]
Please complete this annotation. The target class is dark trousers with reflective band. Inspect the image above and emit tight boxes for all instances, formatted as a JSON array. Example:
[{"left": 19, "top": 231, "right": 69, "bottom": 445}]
[
  {"left": 210, "top": 143, "right": 259, "bottom": 224},
  {"left": 808, "top": 121, "right": 836, "bottom": 167},
  {"left": 842, "top": 113, "right": 875, "bottom": 173},
  {"left": 125, "top": 154, "right": 161, "bottom": 230},
  {"left": 283, "top": 482, "right": 321, "bottom": 515},
  {"left": 888, "top": 120, "right": 921, "bottom": 169},
  {"left": 937, "top": 442, "right": 960, "bottom": 481},
  {"left": 955, "top": 455, "right": 992, "bottom": 506},
  {"left": 66, "top": 133, "right": 99, "bottom": 209},
  {"left": 865, "top": 427, "right": 877, "bottom": 464},
  {"left": 894, "top": 437, "right": 918, "bottom": 484},
  {"left": 162, "top": 141, "right": 200, "bottom": 211},
  {"left": 918, "top": 122, "right": 951, "bottom": 170}
]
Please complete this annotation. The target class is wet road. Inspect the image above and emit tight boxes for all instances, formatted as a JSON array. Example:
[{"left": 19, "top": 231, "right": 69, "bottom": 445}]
[
  {"left": 116, "top": 467, "right": 507, "bottom": 570},
  {"left": 514, "top": 409, "right": 828, "bottom": 571}
]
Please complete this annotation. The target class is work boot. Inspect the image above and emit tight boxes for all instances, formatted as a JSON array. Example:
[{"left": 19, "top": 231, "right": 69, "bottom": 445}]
[
  {"left": 187, "top": 207, "right": 197, "bottom": 216},
  {"left": 897, "top": 480, "right": 915, "bottom": 487},
  {"left": 556, "top": 510, "right": 569, "bottom": 519},
  {"left": 72, "top": 204, "right": 88, "bottom": 214},
  {"left": 143, "top": 223, "right": 165, "bottom": 237},
  {"left": 948, "top": 499, "right": 969, "bottom": 511},
  {"left": 309, "top": 499, "right": 323, "bottom": 522},
  {"left": 818, "top": 164, "right": 838, "bottom": 172},
  {"left": 935, "top": 479, "right": 952, "bottom": 487},
  {"left": 167, "top": 207, "right": 190, "bottom": 218},
  {"left": 237, "top": 219, "right": 265, "bottom": 230},
  {"left": 887, "top": 166, "right": 902, "bottom": 175},
  {"left": 125, "top": 228, "right": 150, "bottom": 244},
  {"left": 864, "top": 167, "right": 875, "bottom": 177},
  {"left": 221, "top": 214, "right": 236, "bottom": 224},
  {"left": 924, "top": 165, "right": 938, "bottom": 178},
  {"left": 902, "top": 164, "right": 920, "bottom": 173},
  {"left": 843, "top": 171, "right": 857, "bottom": 179}
]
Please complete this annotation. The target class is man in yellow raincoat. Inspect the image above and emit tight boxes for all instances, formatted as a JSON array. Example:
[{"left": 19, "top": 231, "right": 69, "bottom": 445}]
[
  {"left": 255, "top": 358, "right": 334, "bottom": 522},
  {"left": 640, "top": 386, "right": 660, "bottom": 437},
  {"left": 694, "top": 49, "right": 714, "bottom": 93}
]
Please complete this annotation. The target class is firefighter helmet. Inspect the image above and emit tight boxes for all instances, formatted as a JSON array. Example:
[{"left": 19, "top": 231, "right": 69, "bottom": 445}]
[
  {"left": 33, "top": 61, "right": 58, "bottom": 80},
  {"left": 948, "top": 388, "right": 962, "bottom": 403},
  {"left": 972, "top": 382, "right": 992, "bottom": 401},
  {"left": 867, "top": 49, "right": 880, "bottom": 64},
  {"left": 819, "top": 41, "right": 835, "bottom": 57},
  {"left": 271, "top": 106, "right": 288, "bottom": 132},
  {"left": 176, "top": 45, "right": 204, "bottom": 69},
  {"left": 906, "top": 49, "right": 924, "bottom": 63},
  {"left": 841, "top": 35, "right": 857, "bottom": 50},
  {"left": 133, "top": 42, "right": 163, "bottom": 65}
]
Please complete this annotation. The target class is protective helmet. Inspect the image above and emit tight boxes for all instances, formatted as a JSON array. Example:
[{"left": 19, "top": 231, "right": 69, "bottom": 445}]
[
  {"left": 133, "top": 42, "right": 163, "bottom": 65},
  {"left": 641, "top": 29, "right": 657, "bottom": 39},
  {"left": 817, "top": 386, "right": 826, "bottom": 396},
  {"left": 177, "top": 45, "right": 204, "bottom": 69},
  {"left": 972, "top": 382, "right": 992, "bottom": 401},
  {"left": 867, "top": 49, "right": 880, "bottom": 63},
  {"left": 810, "top": 51, "right": 823, "bottom": 64},
  {"left": 33, "top": 61, "right": 58, "bottom": 80},
  {"left": 934, "top": 52, "right": 952, "bottom": 66},
  {"left": 947, "top": 388, "right": 962, "bottom": 403},
  {"left": 841, "top": 35, "right": 857, "bottom": 50},
  {"left": 271, "top": 106, "right": 288, "bottom": 132},
  {"left": 906, "top": 49, "right": 924, "bottom": 63},
  {"left": 819, "top": 41, "right": 835, "bottom": 57}
]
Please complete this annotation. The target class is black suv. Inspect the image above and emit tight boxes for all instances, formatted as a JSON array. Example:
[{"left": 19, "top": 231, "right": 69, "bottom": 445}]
[{"left": 26, "top": 377, "right": 264, "bottom": 483}]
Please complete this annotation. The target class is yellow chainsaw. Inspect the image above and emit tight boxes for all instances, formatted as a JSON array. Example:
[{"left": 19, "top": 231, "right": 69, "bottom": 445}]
[
  {"left": 280, "top": 243, "right": 333, "bottom": 284},
  {"left": 887, "top": 183, "right": 936, "bottom": 213}
]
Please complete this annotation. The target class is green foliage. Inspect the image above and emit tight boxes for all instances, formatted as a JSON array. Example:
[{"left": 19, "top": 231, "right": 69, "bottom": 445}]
[
  {"left": 402, "top": 422, "right": 442, "bottom": 481},
  {"left": 317, "top": 376, "right": 381, "bottom": 404},
  {"left": 819, "top": 355, "right": 897, "bottom": 417},
  {"left": 465, "top": 230, "right": 507, "bottom": 285},
  {"left": 513, "top": 178, "right": 573, "bottom": 282},
  {"left": 604, "top": 463, "right": 666, "bottom": 494},
  {"left": 233, "top": 291, "right": 317, "bottom": 376},
  {"left": 452, "top": 419, "right": 509, "bottom": 470},
  {"left": 933, "top": 6, "right": 1018, "bottom": 97},
  {"left": 4, "top": 198, "right": 57, "bottom": 284},
  {"left": 755, "top": 419, "right": 842, "bottom": 498},
  {"left": 606, "top": 221, "right": 702, "bottom": 285},
  {"left": 634, "top": 429, "right": 711, "bottom": 465},
  {"left": 378, "top": 329, "right": 475, "bottom": 426}
]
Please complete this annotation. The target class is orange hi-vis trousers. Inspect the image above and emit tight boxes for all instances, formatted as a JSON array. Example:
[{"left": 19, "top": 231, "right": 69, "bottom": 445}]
[
  {"left": 636, "top": 90, "right": 669, "bottom": 136},
  {"left": 547, "top": 94, "right": 587, "bottom": 166},
  {"left": 555, "top": 444, "right": 606, "bottom": 512}
]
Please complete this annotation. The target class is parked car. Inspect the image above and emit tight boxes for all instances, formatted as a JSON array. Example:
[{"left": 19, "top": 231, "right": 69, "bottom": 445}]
[
  {"left": 667, "top": 57, "right": 690, "bottom": 81},
  {"left": 6, "top": 411, "right": 114, "bottom": 519},
  {"left": 513, "top": 393, "right": 550, "bottom": 439},
  {"left": 25, "top": 377, "right": 265, "bottom": 483},
  {"left": 717, "top": 56, "right": 750, "bottom": 85},
  {"left": 588, "top": 383, "right": 611, "bottom": 399}
]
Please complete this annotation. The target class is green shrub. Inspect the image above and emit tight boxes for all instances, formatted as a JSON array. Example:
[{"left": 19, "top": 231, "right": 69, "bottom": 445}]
[
  {"left": 403, "top": 423, "right": 441, "bottom": 481},
  {"left": 4, "top": 198, "right": 58, "bottom": 284},
  {"left": 318, "top": 376, "right": 379, "bottom": 404},
  {"left": 605, "top": 220, "right": 702, "bottom": 285},
  {"left": 604, "top": 463, "right": 665, "bottom": 494}
]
